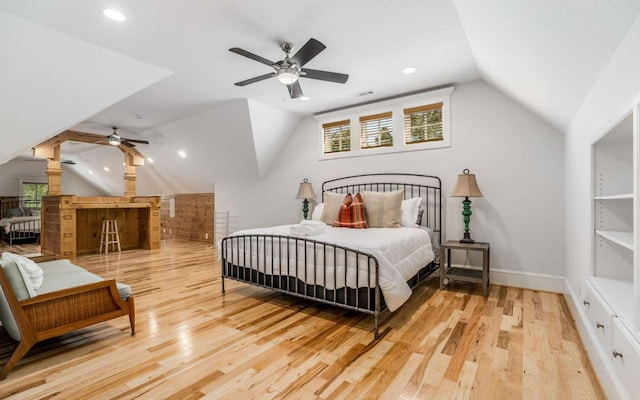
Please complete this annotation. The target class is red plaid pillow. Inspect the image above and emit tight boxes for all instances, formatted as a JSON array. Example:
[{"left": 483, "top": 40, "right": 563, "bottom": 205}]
[{"left": 333, "top": 193, "right": 368, "bottom": 229}]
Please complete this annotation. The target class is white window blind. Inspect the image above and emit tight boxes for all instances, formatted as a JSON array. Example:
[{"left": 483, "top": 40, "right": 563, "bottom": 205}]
[
  {"left": 404, "top": 102, "right": 443, "bottom": 145},
  {"left": 322, "top": 119, "right": 351, "bottom": 154},
  {"left": 360, "top": 112, "right": 393, "bottom": 149}
]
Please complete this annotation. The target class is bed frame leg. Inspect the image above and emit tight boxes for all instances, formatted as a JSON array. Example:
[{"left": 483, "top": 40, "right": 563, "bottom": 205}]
[
  {"left": 221, "top": 271, "right": 225, "bottom": 294},
  {"left": 374, "top": 313, "right": 379, "bottom": 339}
]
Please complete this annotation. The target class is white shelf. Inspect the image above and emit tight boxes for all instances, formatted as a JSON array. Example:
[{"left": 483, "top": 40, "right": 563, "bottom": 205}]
[
  {"left": 594, "top": 194, "right": 634, "bottom": 200},
  {"left": 591, "top": 276, "right": 634, "bottom": 325},
  {"left": 595, "top": 230, "right": 634, "bottom": 250}
]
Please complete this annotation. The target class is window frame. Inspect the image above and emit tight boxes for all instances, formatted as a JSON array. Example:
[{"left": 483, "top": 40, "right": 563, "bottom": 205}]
[
  {"left": 322, "top": 119, "right": 352, "bottom": 154},
  {"left": 18, "top": 177, "right": 47, "bottom": 208},
  {"left": 316, "top": 86, "right": 453, "bottom": 160}
]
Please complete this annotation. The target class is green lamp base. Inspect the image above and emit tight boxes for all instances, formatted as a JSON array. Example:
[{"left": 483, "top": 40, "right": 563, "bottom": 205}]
[{"left": 459, "top": 197, "right": 475, "bottom": 243}]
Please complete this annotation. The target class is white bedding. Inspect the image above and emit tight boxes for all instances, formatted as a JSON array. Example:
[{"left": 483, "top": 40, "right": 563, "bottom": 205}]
[
  {"left": 0, "top": 216, "right": 41, "bottom": 233},
  {"left": 226, "top": 225, "right": 435, "bottom": 311}
]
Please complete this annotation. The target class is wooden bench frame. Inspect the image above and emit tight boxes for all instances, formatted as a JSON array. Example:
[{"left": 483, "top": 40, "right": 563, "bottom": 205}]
[{"left": 0, "top": 267, "right": 135, "bottom": 379}]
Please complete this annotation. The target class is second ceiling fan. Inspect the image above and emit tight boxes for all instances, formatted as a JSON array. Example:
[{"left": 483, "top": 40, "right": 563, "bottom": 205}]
[
  {"left": 105, "top": 127, "right": 149, "bottom": 148},
  {"left": 229, "top": 38, "right": 349, "bottom": 99}
]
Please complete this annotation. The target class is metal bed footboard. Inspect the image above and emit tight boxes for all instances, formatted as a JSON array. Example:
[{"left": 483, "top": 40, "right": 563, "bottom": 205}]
[
  {"left": 6, "top": 219, "right": 40, "bottom": 245},
  {"left": 221, "top": 234, "right": 384, "bottom": 338}
]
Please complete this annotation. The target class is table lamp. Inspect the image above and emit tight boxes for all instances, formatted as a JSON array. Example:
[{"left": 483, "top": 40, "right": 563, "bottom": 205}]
[
  {"left": 450, "top": 169, "right": 483, "bottom": 243},
  {"left": 296, "top": 178, "right": 316, "bottom": 219}
]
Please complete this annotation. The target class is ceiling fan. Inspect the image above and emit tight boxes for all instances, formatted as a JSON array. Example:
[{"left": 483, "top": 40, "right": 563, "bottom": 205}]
[
  {"left": 105, "top": 126, "right": 149, "bottom": 147},
  {"left": 229, "top": 38, "right": 349, "bottom": 99}
]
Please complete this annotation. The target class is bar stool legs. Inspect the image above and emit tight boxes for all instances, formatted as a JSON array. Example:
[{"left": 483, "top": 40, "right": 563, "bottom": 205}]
[{"left": 99, "top": 219, "right": 121, "bottom": 253}]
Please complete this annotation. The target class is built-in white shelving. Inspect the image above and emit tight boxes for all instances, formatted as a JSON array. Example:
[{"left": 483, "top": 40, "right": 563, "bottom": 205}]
[
  {"left": 595, "top": 230, "right": 634, "bottom": 251},
  {"left": 591, "top": 276, "right": 634, "bottom": 325},
  {"left": 594, "top": 193, "right": 634, "bottom": 200}
]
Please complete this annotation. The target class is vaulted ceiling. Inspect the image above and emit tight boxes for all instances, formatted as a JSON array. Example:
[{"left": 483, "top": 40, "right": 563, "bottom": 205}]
[{"left": 1, "top": 1, "right": 639, "bottom": 193}]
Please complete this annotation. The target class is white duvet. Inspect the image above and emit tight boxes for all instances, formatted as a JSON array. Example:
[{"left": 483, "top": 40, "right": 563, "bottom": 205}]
[{"left": 225, "top": 225, "right": 434, "bottom": 311}]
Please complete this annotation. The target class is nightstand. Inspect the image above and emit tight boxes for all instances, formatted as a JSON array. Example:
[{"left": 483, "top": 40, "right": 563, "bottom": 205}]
[{"left": 439, "top": 240, "right": 490, "bottom": 297}]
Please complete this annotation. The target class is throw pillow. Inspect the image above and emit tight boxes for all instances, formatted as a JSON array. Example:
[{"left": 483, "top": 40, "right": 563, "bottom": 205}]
[
  {"left": 400, "top": 197, "right": 421, "bottom": 227},
  {"left": 416, "top": 209, "right": 425, "bottom": 225},
  {"left": 320, "top": 192, "right": 346, "bottom": 225},
  {"left": 2, "top": 252, "right": 44, "bottom": 291},
  {"left": 5, "top": 208, "right": 23, "bottom": 218},
  {"left": 361, "top": 190, "right": 404, "bottom": 228},
  {"left": 311, "top": 203, "right": 324, "bottom": 221},
  {"left": 333, "top": 193, "right": 368, "bottom": 229}
]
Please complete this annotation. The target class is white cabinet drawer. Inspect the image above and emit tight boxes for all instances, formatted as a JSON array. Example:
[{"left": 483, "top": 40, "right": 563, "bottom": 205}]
[
  {"left": 583, "top": 281, "right": 615, "bottom": 352},
  {"left": 612, "top": 318, "right": 640, "bottom": 398}
]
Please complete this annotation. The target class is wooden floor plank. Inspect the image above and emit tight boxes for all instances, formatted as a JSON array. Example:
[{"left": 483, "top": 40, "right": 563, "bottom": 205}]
[{"left": 0, "top": 240, "right": 605, "bottom": 399}]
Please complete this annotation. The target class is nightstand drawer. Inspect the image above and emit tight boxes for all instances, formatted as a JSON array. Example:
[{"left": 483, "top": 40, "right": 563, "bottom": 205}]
[
  {"left": 583, "top": 281, "right": 614, "bottom": 352},
  {"left": 612, "top": 318, "right": 640, "bottom": 397}
]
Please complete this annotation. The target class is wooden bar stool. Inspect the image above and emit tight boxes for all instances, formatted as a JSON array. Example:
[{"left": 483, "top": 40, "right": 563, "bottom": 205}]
[{"left": 99, "top": 219, "right": 121, "bottom": 253}]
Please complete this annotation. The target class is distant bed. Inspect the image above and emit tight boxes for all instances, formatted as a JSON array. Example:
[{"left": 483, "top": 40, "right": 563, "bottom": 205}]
[{"left": 0, "top": 202, "right": 41, "bottom": 245}]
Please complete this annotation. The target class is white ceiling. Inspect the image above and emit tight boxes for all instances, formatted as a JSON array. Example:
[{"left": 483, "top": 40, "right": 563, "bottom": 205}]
[
  {"left": 0, "top": 0, "right": 479, "bottom": 133},
  {"left": 0, "top": 1, "right": 636, "bottom": 133}
]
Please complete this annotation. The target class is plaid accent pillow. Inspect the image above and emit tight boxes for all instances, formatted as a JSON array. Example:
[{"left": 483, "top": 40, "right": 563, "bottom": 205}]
[{"left": 333, "top": 193, "right": 368, "bottom": 229}]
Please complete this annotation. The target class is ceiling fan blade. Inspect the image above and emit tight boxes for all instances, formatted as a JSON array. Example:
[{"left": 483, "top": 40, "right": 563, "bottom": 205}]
[
  {"left": 122, "top": 138, "right": 150, "bottom": 144},
  {"left": 229, "top": 47, "right": 275, "bottom": 67},
  {"left": 287, "top": 81, "right": 304, "bottom": 99},
  {"left": 234, "top": 72, "right": 276, "bottom": 86},
  {"left": 61, "top": 159, "right": 76, "bottom": 165},
  {"left": 301, "top": 68, "right": 349, "bottom": 84},
  {"left": 290, "top": 38, "right": 326, "bottom": 67},
  {"left": 121, "top": 141, "right": 135, "bottom": 148}
]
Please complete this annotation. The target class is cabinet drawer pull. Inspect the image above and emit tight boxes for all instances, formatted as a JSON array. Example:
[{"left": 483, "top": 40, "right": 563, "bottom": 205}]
[
  {"left": 596, "top": 322, "right": 604, "bottom": 329},
  {"left": 583, "top": 300, "right": 590, "bottom": 306},
  {"left": 613, "top": 351, "right": 623, "bottom": 358}
]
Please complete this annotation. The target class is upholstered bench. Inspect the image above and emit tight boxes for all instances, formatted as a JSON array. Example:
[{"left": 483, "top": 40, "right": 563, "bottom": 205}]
[{"left": 0, "top": 257, "right": 135, "bottom": 379}]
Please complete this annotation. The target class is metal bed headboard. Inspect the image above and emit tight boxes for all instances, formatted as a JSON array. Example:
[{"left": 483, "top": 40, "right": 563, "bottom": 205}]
[{"left": 321, "top": 173, "right": 442, "bottom": 242}]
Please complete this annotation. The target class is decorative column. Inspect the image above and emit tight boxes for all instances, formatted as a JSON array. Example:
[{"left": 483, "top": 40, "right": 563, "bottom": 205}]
[
  {"left": 46, "top": 145, "right": 62, "bottom": 195},
  {"left": 124, "top": 153, "right": 137, "bottom": 197}
]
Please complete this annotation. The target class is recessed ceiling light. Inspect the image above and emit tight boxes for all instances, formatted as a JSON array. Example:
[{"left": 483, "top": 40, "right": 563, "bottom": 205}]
[
  {"left": 402, "top": 67, "right": 417, "bottom": 74},
  {"left": 122, "top": 162, "right": 126, "bottom": 166},
  {"left": 299, "top": 96, "right": 310, "bottom": 101},
  {"left": 147, "top": 157, "right": 154, "bottom": 163},
  {"left": 88, "top": 170, "right": 94, "bottom": 175},
  {"left": 103, "top": 9, "right": 126, "bottom": 22},
  {"left": 178, "top": 150, "right": 187, "bottom": 158},
  {"left": 103, "top": 167, "right": 110, "bottom": 172}
]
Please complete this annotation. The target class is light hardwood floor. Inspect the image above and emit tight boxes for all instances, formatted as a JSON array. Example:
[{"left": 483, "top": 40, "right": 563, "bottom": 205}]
[{"left": 0, "top": 240, "right": 605, "bottom": 399}]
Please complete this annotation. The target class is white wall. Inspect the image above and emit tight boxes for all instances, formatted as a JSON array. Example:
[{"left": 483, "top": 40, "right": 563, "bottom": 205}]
[
  {"left": 565, "top": 14, "right": 640, "bottom": 297},
  {"left": 217, "top": 80, "right": 565, "bottom": 275},
  {"left": 0, "top": 158, "right": 107, "bottom": 196}
]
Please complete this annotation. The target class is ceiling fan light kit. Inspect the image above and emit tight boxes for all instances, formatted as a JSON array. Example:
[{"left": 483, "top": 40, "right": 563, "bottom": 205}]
[
  {"left": 105, "top": 127, "right": 150, "bottom": 147},
  {"left": 229, "top": 38, "right": 348, "bottom": 99},
  {"left": 276, "top": 67, "right": 299, "bottom": 85}
]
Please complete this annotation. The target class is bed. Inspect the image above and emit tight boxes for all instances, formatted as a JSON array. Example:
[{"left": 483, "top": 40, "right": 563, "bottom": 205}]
[
  {"left": 0, "top": 199, "right": 41, "bottom": 245},
  {"left": 220, "top": 173, "right": 442, "bottom": 338}
]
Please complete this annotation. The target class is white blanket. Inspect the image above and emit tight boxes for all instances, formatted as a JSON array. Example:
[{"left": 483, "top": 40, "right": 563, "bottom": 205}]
[
  {"left": 289, "top": 220, "right": 325, "bottom": 236},
  {"left": 226, "top": 225, "right": 434, "bottom": 311}
]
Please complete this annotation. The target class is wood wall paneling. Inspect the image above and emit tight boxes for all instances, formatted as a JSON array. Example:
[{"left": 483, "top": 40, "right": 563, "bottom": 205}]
[{"left": 161, "top": 193, "right": 214, "bottom": 243}]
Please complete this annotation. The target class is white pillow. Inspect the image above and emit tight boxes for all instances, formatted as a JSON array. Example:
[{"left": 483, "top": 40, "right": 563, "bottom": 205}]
[
  {"left": 400, "top": 197, "right": 421, "bottom": 227},
  {"left": 311, "top": 203, "right": 325, "bottom": 221},
  {"left": 2, "top": 252, "right": 43, "bottom": 291}
]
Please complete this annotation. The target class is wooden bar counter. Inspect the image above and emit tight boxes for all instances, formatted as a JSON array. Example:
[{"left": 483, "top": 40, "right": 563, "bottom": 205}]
[{"left": 41, "top": 195, "right": 161, "bottom": 260}]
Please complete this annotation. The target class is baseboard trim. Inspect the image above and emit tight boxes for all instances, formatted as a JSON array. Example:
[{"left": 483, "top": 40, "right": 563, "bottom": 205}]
[
  {"left": 564, "top": 279, "right": 627, "bottom": 400},
  {"left": 489, "top": 268, "right": 565, "bottom": 292}
]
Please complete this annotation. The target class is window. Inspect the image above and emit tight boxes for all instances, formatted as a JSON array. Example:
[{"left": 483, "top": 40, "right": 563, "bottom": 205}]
[
  {"left": 404, "top": 102, "right": 443, "bottom": 145},
  {"left": 322, "top": 119, "right": 351, "bottom": 154},
  {"left": 21, "top": 182, "right": 47, "bottom": 208},
  {"left": 360, "top": 112, "right": 393, "bottom": 149}
]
